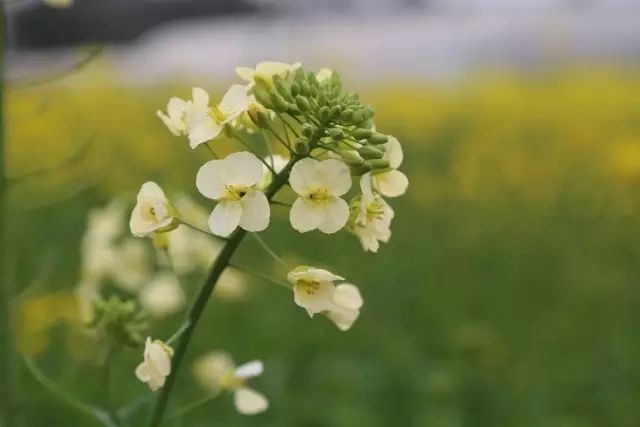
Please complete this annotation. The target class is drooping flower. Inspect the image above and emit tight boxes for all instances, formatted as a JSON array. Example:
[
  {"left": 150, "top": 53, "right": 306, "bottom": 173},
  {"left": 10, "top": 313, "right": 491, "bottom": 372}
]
[
  {"left": 135, "top": 337, "right": 174, "bottom": 391},
  {"left": 236, "top": 61, "right": 301, "bottom": 88},
  {"left": 289, "top": 158, "right": 352, "bottom": 234},
  {"left": 192, "top": 351, "right": 269, "bottom": 415},
  {"left": 287, "top": 266, "right": 363, "bottom": 331},
  {"left": 139, "top": 273, "right": 186, "bottom": 318},
  {"left": 196, "top": 152, "right": 270, "bottom": 237},
  {"left": 257, "top": 154, "right": 289, "bottom": 190},
  {"left": 130, "top": 182, "right": 179, "bottom": 237},
  {"left": 347, "top": 175, "right": 394, "bottom": 253},
  {"left": 368, "top": 136, "right": 409, "bottom": 197}
]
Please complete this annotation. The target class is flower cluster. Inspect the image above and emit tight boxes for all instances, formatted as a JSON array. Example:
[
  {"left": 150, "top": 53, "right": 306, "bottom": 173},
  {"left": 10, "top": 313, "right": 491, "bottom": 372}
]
[{"left": 125, "top": 61, "right": 406, "bottom": 419}]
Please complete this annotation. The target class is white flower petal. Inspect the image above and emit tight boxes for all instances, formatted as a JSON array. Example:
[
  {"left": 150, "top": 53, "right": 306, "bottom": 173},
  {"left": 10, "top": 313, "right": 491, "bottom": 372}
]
[
  {"left": 192, "top": 87, "right": 210, "bottom": 109},
  {"left": 225, "top": 152, "right": 265, "bottom": 187},
  {"left": 135, "top": 362, "right": 151, "bottom": 382},
  {"left": 326, "top": 308, "right": 360, "bottom": 331},
  {"left": 146, "top": 341, "right": 172, "bottom": 377},
  {"left": 239, "top": 191, "right": 270, "bottom": 232},
  {"left": 293, "top": 280, "right": 337, "bottom": 314},
  {"left": 385, "top": 136, "right": 404, "bottom": 169},
  {"left": 333, "top": 283, "right": 363, "bottom": 311},
  {"left": 235, "top": 360, "right": 263, "bottom": 379},
  {"left": 167, "top": 97, "right": 186, "bottom": 119},
  {"left": 209, "top": 201, "right": 242, "bottom": 237},
  {"left": 289, "top": 158, "right": 323, "bottom": 195},
  {"left": 188, "top": 118, "right": 222, "bottom": 148},
  {"left": 290, "top": 198, "right": 325, "bottom": 233},
  {"left": 219, "top": 84, "right": 251, "bottom": 118},
  {"left": 318, "top": 198, "right": 349, "bottom": 234},
  {"left": 236, "top": 66, "right": 255, "bottom": 81},
  {"left": 234, "top": 387, "right": 269, "bottom": 415},
  {"left": 196, "top": 160, "right": 228, "bottom": 200},
  {"left": 320, "top": 159, "right": 352, "bottom": 196},
  {"left": 287, "top": 267, "right": 345, "bottom": 284},
  {"left": 373, "top": 170, "right": 409, "bottom": 198}
]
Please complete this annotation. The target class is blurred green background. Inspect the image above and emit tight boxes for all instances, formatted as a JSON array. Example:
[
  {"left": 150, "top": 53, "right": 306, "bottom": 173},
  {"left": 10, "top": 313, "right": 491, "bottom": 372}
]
[
  {"left": 6, "top": 70, "right": 640, "bottom": 427},
  {"left": 5, "top": 2, "right": 640, "bottom": 426}
]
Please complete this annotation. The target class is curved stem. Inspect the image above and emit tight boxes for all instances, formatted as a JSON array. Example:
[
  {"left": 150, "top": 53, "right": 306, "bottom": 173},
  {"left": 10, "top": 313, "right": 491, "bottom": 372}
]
[
  {"left": 251, "top": 233, "right": 290, "bottom": 270},
  {"left": 148, "top": 157, "right": 298, "bottom": 427},
  {"left": 233, "top": 134, "right": 276, "bottom": 174},
  {"left": 167, "top": 390, "right": 221, "bottom": 420},
  {"left": 178, "top": 220, "right": 220, "bottom": 240},
  {"left": 231, "top": 263, "right": 292, "bottom": 290},
  {"left": 203, "top": 142, "right": 219, "bottom": 159}
]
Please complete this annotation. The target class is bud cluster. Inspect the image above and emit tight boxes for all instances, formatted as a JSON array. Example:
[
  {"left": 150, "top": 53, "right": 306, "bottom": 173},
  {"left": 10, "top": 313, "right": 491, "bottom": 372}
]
[
  {"left": 88, "top": 296, "right": 149, "bottom": 347},
  {"left": 250, "top": 67, "right": 392, "bottom": 176}
]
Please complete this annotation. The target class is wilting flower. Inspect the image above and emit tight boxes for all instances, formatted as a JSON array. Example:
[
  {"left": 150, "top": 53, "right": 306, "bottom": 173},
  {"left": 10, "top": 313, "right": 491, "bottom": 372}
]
[
  {"left": 369, "top": 136, "right": 409, "bottom": 197},
  {"left": 130, "top": 182, "right": 179, "bottom": 237},
  {"left": 192, "top": 351, "right": 269, "bottom": 415},
  {"left": 347, "top": 175, "right": 394, "bottom": 253},
  {"left": 196, "top": 152, "right": 270, "bottom": 237},
  {"left": 135, "top": 337, "right": 174, "bottom": 391},
  {"left": 289, "top": 158, "right": 352, "bottom": 234},
  {"left": 257, "top": 154, "right": 289, "bottom": 190},
  {"left": 287, "top": 266, "right": 363, "bottom": 331},
  {"left": 236, "top": 61, "right": 301, "bottom": 88},
  {"left": 139, "top": 273, "right": 186, "bottom": 318}
]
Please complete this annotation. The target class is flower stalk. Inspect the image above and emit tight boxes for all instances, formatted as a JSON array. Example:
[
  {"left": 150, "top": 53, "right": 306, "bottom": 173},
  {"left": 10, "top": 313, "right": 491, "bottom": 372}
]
[{"left": 148, "top": 156, "right": 298, "bottom": 426}]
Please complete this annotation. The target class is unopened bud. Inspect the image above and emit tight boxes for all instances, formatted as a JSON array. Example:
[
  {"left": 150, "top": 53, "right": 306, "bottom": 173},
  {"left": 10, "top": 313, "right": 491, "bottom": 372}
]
[
  {"left": 291, "top": 82, "right": 301, "bottom": 97},
  {"left": 294, "top": 137, "right": 310, "bottom": 155},
  {"left": 295, "top": 95, "right": 311, "bottom": 112},
  {"left": 319, "top": 106, "right": 331, "bottom": 123},
  {"left": 369, "top": 159, "right": 390, "bottom": 169},
  {"left": 273, "top": 76, "right": 293, "bottom": 102},
  {"left": 358, "top": 146, "right": 384, "bottom": 160},
  {"left": 340, "top": 150, "right": 365, "bottom": 166},
  {"left": 248, "top": 104, "right": 270, "bottom": 129},
  {"left": 252, "top": 86, "right": 273, "bottom": 109},
  {"left": 352, "top": 128, "right": 373, "bottom": 140},
  {"left": 368, "top": 133, "right": 389, "bottom": 145},
  {"left": 271, "top": 93, "right": 290, "bottom": 112},
  {"left": 300, "top": 80, "right": 311, "bottom": 95},
  {"left": 330, "top": 105, "right": 342, "bottom": 118},
  {"left": 349, "top": 163, "right": 373, "bottom": 176},
  {"left": 301, "top": 123, "right": 315, "bottom": 137},
  {"left": 340, "top": 109, "right": 353, "bottom": 122},
  {"left": 327, "top": 128, "right": 344, "bottom": 140},
  {"left": 351, "top": 110, "right": 364, "bottom": 124}
]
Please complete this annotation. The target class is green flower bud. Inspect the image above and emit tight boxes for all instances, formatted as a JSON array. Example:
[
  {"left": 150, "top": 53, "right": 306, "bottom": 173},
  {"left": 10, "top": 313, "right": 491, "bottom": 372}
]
[
  {"left": 319, "top": 106, "right": 331, "bottom": 123},
  {"left": 327, "top": 128, "right": 344, "bottom": 140},
  {"left": 295, "top": 95, "right": 311, "bottom": 112},
  {"left": 317, "top": 93, "right": 327, "bottom": 107},
  {"left": 340, "top": 109, "right": 353, "bottom": 122},
  {"left": 362, "top": 106, "right": 375, "bottom": 119},
  {"left": 301, "top": 123, "right": 316, "bottom": 137},
  {"left": 252, "top": 85, "right": 274, "bottom": 109},
  {"left": 294, "top": 68, "right": 306, "bottom": 83},
  {"left": 294, "top": 137, "right": 310, "bottom": 155},
  {"left": 89, "top": 296, "right": 148, "bottom": 348},
  {"left": 291, "top": 82, "right": 301, "bottom": 97},
  {"left": 351, "top": 110, "right": 364, "bottom": 124},
  {"left": 340, "top": 149, "right": 365, "bottom": 166},
  {"left": 352, "top": 128, "right": 373, "bottom": 140},
  {"left": 271, "top": 93, "right": 290, "bottom": 112},
  {"left": 248, "top": 104, "right": 270, "bottom": 129},
  {"left": 358, "top": 146, "right": 384, "bottom": 160},
  {"left": 273, "top": 76, "right": 293, "bottom": 102},
  {"left": 349, "top": 163, "right": 373, "bottom": 176},
  {"left": 369, "top": 159, "right": 390, "bottom": 169},
  {"left": 368, "top": 133, "right": 389, "bottom": 145},
  {"left": 300, "top": 80, "right": 311, "bottom": 95},
  {"left": 330, "top": 105, "right": 342, "bottom": 118}
]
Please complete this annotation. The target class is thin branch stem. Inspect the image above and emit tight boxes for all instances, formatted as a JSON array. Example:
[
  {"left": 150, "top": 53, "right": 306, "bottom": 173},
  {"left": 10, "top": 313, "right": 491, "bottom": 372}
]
[
  {"left": 231, "top": 263, "right": 292, "bottom": 290},
  {"left": 251, "top": 233, "right": 290, "bottom": 270},
  {"left": 265, "top": 122, "right": 293, "bottom": 153},
  {"left": 178, "top": 220, "right": 220, "bottom": 240},
  {"left": 148, "top": 157, "right": 299, "bottom": 427},
  {"left": 233, "top": 134, "right": 276, "bottom": 174},
  {"left": 103, "top": 348, "right": 123, "bottom": 427},
  {"left": 203, "top": 142, "right": 219, "bottom": 159},
  {"left": 24, "top": 357, "right": 116, "bottom": 427},
  {"left": 167, "top": 390, "right": 221, "bottom": 419},
  {"left": 278, "top": 114, "right": 300, "bottom": 138},
  {"left": 270, "top": 199, "right": 292, "bottom": 208}
]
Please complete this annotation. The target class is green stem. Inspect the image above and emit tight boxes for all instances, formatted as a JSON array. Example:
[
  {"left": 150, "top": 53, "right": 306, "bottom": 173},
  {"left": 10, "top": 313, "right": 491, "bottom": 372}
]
[
  {"left": 233, "top": 133, "right": 276, "bottom": 174},
  {"left": 148, "top": 157, "right": 298, "bottom": 427},
  {"left": 103, "top": 348, "right": 122, "bottom": 427},
  {"left": 251, "top": 233, "right": 290, "bottom": 270},
  {"left": 230, "top": 263, "right": 292, "bottom": 290},
  {"left": 203, "top": 142, "right": 219, "bottom": 159},
  {"left": 167, "top": 390, "right": 221, "bottom": 419},
  {"left": 178, "top": 220, "right": 219, "bottom": 239}
]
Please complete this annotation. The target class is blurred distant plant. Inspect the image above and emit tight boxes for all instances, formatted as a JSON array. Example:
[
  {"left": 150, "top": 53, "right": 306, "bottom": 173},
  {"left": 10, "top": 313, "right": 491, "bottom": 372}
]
[{"left": 21, "top": 61, "right": 408, "bottom": 426}]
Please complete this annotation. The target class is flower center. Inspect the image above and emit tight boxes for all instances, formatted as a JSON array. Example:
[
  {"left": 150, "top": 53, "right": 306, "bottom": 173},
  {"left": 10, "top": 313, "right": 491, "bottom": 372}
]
[
  {"left": 298, "top": 280, "right": 320, "bottom": 296},
  {"left": 210, "top": 106, "right": 227, "bottom": 123},
  {"left": 223, "top": 185, "right": 249, "bottom": 201},
  {"left": 220, "top": 371, "right": 245, "bottom": 390},
  {"left": 366, "top": 200, "right": 385, "bottom": 221},
  {"left": 306, "top": 188, "right": 332, "bottom": 202}
]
